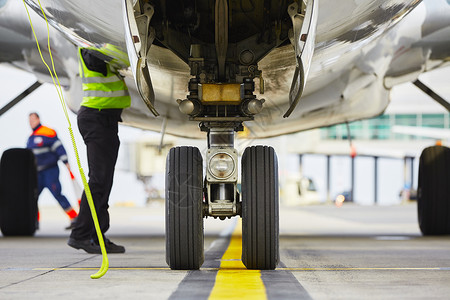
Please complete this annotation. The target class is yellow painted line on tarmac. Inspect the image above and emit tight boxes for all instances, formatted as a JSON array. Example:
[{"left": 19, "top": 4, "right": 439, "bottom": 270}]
[
  {"left": 283, "top": 267, "right": 445, "bottom": 271},
  {"left": 208, "top": 219, "right": 266, "bottom": 300},
  {"left": 31, "top": 266, "right": 450, "bottom": 272},
  {"left": 32, "top": 267, "right": 171, "bottom": 271}
]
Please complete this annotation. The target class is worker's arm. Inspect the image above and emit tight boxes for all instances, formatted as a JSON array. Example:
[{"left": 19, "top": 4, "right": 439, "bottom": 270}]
[
  {"left": 80, "top": 48, "right": 108, "bottom": 76},
  {"left": 52, "top": 135, "right": 70, "bottom": 167}
]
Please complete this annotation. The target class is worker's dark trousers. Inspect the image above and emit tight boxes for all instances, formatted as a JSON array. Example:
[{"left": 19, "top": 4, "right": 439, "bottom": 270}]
[{"left": 70, "top": 106, "right": 122, "bottom": 242}]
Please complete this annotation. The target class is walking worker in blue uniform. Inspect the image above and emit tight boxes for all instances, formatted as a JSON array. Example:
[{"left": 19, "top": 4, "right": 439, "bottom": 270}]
[
  {"left": 68, "top": 44, "right": 130, "bottom": 254},
  {"left": 27, "top": 112, "right": 78, "bottom": 229}
]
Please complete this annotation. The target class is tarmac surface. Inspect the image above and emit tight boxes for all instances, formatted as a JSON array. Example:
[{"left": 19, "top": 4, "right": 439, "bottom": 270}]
[{"left": 1, "top": 201, "right": 450, "bottom": 299}]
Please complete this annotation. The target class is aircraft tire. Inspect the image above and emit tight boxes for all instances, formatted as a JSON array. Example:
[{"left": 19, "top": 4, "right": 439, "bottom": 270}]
[
  {"left": 165, "top": 146, "right": 204, "bottom": 269},
  {"left": 241, "top": 146, "right": 279, "bottom": 270},
  {"left": 418, "top": 145, "right": 450, "bottom": 235},
  {"left": 0, "top": 148, "right": 38, "bottom": 236}
]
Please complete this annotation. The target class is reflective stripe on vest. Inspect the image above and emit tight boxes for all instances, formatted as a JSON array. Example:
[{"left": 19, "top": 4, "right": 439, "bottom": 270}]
[
  {"left": 78, "top": 48, "right": 131, "bottom": 109},
  {"left": 81, "top": 76, "right": 123, "bottom": 84},
  {"left": 32, "top": 147, "right": 51, "bottom": 155},
  {"left": 83, "top": 90, "right": 129, "bottom": 98},
  {"left": 50, "top": 140, "right": 62, "bottom": 151}
]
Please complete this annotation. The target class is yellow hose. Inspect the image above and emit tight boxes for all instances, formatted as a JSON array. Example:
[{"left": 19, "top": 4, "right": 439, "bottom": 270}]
[{"left": 22, "top": 0, "right": 109, "bottom": 279}]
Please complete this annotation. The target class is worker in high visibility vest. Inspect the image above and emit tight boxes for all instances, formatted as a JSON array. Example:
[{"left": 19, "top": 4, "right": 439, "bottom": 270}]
[
  {"left": 68, "top": 45, "right": 130, "bottom": 254},
  {"left": 27, "top": 112, "right": 78, "bottom": 229}
]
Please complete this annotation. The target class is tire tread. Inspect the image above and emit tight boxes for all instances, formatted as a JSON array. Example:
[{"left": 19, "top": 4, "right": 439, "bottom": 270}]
[
  {"left": 242, "top": 145, "right": 279, "bottom": 269},
  {"left": 0, "top": 148, "right": 38, "bottom": 236},
  {"left": 418, "top": 146, "right": 450, "bottom": 235},
  {"left": 166, "top": 146, "right": 204, "bottom": 269}
]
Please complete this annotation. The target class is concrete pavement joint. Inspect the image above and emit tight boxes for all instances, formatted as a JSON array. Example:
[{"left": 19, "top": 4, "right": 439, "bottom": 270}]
[
  {"left": 0, "top": 269, "right": 55, "bottom": 290},
  {"left": 0, "top": 256, "right": 99, "bottom": 290}
]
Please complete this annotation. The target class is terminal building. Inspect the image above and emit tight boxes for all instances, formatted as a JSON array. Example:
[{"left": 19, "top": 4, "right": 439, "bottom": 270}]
[{"left": 296, "top": 110, "right": 449, "bottom": 206}]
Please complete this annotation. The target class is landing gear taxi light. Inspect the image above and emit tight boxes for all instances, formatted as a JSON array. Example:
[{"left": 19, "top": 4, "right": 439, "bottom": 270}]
[{"left": 208, "top": 153, "right": 235, "bottom": 180}]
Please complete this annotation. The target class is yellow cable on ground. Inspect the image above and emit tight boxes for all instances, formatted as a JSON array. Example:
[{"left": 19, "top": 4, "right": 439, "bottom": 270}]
[{"left": 22, "top": 0, "right": 108, "bottom": 279}]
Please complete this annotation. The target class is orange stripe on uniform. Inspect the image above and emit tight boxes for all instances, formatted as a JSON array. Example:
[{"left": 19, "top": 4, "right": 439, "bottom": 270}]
[
  {"left": 66, "top": 208, "right": 78, "bottom": 219},
  {"left": 34, "top": 126, "right": 56, "bottom": 138}
]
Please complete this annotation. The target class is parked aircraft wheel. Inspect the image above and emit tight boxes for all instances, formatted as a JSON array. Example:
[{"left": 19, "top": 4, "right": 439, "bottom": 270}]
[
  {"left": 0, "top": 148, "right": 38, "bottom": 236},
  {"left": 165, "top": 146, "right": 204, "bottom": 269},
  {"left": 417, "top": 145, "right": 450, "bottom": 235},
  {"left": 241, "top": 146, "right": 279, "bottom": 269}
]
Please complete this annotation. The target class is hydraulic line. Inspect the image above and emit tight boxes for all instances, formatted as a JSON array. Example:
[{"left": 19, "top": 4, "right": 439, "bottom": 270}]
[{"left": 22, "top": 0, "right": 109, "bottom": 279}]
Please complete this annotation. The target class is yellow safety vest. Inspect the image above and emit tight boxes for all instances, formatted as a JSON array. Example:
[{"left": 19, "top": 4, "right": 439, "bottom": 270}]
[{"left": 78, "top": 47, "right": 131, "bottom": 109}]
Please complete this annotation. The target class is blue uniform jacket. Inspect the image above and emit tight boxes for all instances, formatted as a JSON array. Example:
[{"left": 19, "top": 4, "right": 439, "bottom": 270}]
[{"left": 27, "top": 123, "right": 68, "bottom": 171}]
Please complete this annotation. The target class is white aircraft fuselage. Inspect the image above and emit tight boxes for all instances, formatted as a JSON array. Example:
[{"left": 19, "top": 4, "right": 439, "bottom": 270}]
[{"left": 1, "top": 0, "right": 449, "bottom": 139}]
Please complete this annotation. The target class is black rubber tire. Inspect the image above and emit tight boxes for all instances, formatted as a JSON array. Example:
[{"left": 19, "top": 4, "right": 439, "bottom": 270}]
[
  {"left": 0, "top": 148, "right": 38, "bottom": 236},
  {"left": 418, "top": 145, "right": 450, "bottom": 235},
  {"left": 241, "top": 145, "right": 279, "bottom": 269},
  {"left": 165, "top": 146, "right": 204, "bottom": 269}
]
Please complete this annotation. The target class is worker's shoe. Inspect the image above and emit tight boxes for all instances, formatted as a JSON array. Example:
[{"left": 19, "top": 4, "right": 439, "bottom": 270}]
[
  {"left": 102, "top": 239, "right": 126, "bottom": 254},
  {"left": 68, "top": 238, "right": 100, "bottom": 254},
  {"left": 67, "top": 238, "right": 125, "bottom": 254}
]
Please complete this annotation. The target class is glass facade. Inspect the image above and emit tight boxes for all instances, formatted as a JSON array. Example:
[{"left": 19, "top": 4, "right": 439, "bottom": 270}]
[{"left": 321, "top": 113, "right": 450, "bottom": 140}]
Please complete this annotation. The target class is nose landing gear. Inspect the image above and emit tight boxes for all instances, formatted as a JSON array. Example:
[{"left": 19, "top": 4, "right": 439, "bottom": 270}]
[{"left": 165, "top": 80, "right": 279, "bottom": 270}]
